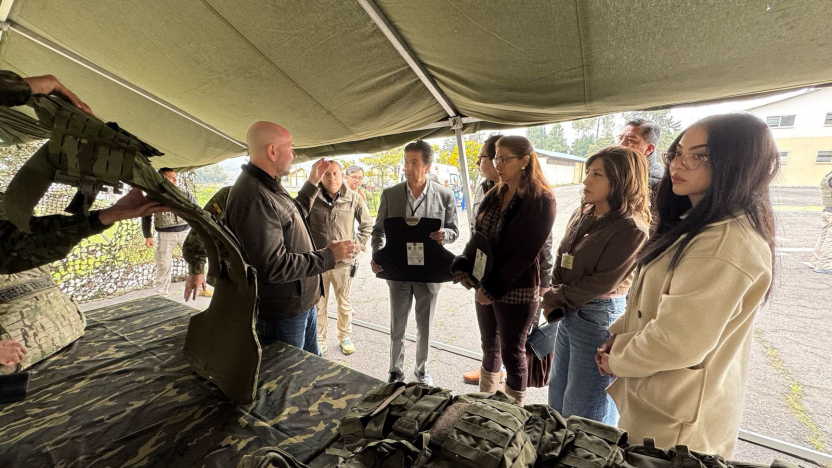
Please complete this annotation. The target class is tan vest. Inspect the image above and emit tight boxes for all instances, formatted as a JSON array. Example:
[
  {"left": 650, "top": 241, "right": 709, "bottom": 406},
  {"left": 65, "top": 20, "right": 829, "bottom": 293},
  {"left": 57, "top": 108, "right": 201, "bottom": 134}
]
[
  {"left": 0, "top": 268, "right": 86, "bottom": 374},
  {"left": 822, "top": 171, "right": 832, "bottom": 209}
]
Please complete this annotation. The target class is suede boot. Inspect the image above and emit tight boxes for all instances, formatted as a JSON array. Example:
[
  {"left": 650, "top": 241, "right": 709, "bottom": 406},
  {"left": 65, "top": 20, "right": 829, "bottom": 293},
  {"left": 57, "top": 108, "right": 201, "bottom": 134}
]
[
  {"left": 479, "top": 367, "right": 501, "bottom": 393},
  {"left": 504, "top": 383, "right": 526, "bottom": 406}
]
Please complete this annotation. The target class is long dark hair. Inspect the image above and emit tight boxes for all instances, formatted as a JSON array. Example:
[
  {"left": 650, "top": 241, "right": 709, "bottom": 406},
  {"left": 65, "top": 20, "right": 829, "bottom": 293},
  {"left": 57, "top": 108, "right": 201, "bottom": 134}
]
[
  {"left": 494, "top": 135, "right": 552, "bottom": 198},
  {"left": 583, "top": 147, "right": 652, "bottom": 226},
  {"left": 638, "top": 113, "right": 778, "bottom": 291}
]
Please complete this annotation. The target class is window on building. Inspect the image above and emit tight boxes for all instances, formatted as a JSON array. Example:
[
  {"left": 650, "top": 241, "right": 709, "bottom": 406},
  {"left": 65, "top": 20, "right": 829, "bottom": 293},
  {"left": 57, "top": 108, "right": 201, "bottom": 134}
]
[
  {"left": 825, "top": 113, "right": 832, "bottom": 126},
  {"left": 766, "top": 115, "right": 796, "bottom": 127},
  {"left": 778, "top": 151, "right": 789, "bottom": 164},
  {"left": 817, "top": 150, "right": 832, "bottom": 163}
]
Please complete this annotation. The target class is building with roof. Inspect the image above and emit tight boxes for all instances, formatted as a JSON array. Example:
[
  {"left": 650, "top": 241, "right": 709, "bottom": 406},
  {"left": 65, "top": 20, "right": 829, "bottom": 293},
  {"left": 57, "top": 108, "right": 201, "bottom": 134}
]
[
  {"left": 746, "top": 88, "right": 832, "bottom": 186},
  {"left": 535, "top": 149, "right": 586, "bottom": 185}
]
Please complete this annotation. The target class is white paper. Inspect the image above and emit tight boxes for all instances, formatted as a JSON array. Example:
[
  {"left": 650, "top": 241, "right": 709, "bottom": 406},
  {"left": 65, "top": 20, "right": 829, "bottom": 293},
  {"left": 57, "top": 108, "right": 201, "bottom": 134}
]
[
  {"left": 407, "top": 242, "right": 425, "bottom": 266},
  {"left": 473, "top": 248, "right": 487, "bottom": 281}
]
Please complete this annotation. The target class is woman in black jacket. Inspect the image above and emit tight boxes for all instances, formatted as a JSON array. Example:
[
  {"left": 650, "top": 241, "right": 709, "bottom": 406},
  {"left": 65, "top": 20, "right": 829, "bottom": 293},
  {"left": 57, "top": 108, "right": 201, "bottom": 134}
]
[{"left": 452, "top": 135, "right": 556, "bottom": 405}]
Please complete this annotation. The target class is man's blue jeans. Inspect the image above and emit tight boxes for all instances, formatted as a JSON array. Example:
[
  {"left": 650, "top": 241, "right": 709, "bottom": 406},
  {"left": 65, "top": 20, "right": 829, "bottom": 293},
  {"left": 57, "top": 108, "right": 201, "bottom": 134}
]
[{"left": 256, "top": 306, "right": 321, "bottom": 355}]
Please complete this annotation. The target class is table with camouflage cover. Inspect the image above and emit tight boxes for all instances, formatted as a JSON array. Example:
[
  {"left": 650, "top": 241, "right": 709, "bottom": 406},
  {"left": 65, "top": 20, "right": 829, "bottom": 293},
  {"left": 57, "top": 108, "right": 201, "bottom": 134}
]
[{"left": 0, "top": 296, "right": 382, "bottom": 467}]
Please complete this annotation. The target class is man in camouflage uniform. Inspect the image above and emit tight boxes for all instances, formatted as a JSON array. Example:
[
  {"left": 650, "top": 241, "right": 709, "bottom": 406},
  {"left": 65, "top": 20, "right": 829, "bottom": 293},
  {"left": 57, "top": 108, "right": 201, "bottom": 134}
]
[
  {"left": 182, "top": 185, "right": 231, "bottom": 300},
  {"left": 810, "top": 169, "right": 832, "bottom": 274},
  {"left": 307, "top": 161, "right": 372, "bottom": 355},
  {"left": 0, "top": 70, "right": 168, "bottom": 373},
  {"left": 142, "top": 168, "right": 197, "bottom": 296}
]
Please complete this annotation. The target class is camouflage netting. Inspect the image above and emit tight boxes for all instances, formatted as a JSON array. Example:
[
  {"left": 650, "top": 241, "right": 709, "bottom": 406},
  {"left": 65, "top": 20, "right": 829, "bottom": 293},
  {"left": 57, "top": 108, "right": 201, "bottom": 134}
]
[{"left": 0, "top": 141, "right": 225, "bottom": 302}]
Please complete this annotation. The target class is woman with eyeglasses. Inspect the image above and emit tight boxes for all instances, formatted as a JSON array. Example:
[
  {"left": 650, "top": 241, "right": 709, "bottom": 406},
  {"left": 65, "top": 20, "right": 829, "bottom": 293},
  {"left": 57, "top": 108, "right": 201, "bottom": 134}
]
[
  {"left": 451, "top": 135, "right": 555, "bottom": 405},
  {"left": 596, "top": 113, "right": 778, "bottom": 457},
  {"left": 543, "top": 146, "right": 651, "bottom": 426}
]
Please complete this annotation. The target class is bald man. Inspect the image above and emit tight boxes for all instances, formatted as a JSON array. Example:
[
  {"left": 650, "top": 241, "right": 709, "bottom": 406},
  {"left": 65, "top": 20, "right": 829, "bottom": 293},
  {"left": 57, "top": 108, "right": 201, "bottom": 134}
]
[{"left": 224, "top": 122, "right": 356, "bottom": 354}]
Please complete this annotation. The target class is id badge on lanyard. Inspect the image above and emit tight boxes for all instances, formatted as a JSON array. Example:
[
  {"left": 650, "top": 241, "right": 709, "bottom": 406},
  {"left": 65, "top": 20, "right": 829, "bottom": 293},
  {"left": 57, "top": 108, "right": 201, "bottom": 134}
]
[{"left": 560, "top": 213, "right": 589, "bottom": 271}]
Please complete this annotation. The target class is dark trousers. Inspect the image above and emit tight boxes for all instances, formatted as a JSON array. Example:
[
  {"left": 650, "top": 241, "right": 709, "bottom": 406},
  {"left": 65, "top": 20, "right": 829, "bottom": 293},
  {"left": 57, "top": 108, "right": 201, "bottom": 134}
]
[{"left": 476, "top": 300, "right": 538, "bottom": 391}]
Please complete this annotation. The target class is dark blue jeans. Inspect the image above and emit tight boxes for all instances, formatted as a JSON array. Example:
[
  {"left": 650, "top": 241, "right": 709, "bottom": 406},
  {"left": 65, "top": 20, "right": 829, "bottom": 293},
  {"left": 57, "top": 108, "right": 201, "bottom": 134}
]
[{"left": 256, "top": 306, "right": 321, "bottom": 356}]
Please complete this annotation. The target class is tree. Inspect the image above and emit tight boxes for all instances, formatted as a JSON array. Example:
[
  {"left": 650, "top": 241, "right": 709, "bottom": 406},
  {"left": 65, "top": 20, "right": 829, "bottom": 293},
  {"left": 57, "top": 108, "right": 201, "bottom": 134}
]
[
  {"left": 570, "top": 134, "right": 596, "bottom": 157},
  {"left": 548, "top": 123, "right": 570, "bottom": 153},
  {"left": 360, "top": 147, "right": 404, "bottom": 190},
  {"left": 194, "top": 164, "right": 228, "bottom": 183},
  {"left": 621, "top": 110, "right": 682, "bottom": 152},
  {"left": 525, "top": 126, "right": 549, "bottom": 151},
  {"left": 437, "top": 139, "right": 482, "bottom": 190}
]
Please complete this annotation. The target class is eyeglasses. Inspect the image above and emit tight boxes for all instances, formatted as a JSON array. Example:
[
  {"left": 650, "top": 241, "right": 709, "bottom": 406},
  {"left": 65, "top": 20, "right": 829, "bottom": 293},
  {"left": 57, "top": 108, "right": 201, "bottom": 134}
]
[
  {"left": 348, "top": 174, "right": 363, "bottom": 181},
  {"left": 662, "top": 151, "right": 710, "bottom": 170},
  {"left": 494, "top": 156, "right": 524, "bottom": 166}
]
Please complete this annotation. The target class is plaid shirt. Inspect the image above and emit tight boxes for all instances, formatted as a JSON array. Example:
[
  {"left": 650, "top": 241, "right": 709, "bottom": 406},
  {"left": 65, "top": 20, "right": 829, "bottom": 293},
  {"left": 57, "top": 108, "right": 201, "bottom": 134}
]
[{"left": 476, "top": 185, "right": 539, "bottom": 305}]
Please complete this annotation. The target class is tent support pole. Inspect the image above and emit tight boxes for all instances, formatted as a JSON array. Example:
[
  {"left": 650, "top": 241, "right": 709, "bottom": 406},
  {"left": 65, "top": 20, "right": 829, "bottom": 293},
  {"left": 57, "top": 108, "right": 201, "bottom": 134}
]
[
  {"left": 452, "top": 117, "right": 475, "bottom": 231},
  {"left": 0, "top": 0, "right": 15, "bottom": 42},
  {"left": 4, "top": 21, "right": 245, "bottom": 149}
]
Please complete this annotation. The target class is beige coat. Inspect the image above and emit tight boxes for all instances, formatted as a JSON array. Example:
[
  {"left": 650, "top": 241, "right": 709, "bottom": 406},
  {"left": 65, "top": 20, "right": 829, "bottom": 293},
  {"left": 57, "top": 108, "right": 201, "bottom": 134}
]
[{"left": 607, "top": 214, "right": 772, "bottom": 458}]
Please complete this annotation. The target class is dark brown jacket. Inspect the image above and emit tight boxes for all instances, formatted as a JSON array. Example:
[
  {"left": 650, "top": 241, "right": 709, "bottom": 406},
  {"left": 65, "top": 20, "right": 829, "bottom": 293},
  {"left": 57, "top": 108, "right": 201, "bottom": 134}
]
[
  {"left": 225, "top": 164, "right": 335, "bottom": 320},
  {"left": 463, "top": 187, "right": 556, "bottom": 301},
  {"left": 543, "top": 207, "right": 648, "bottom": 313}
]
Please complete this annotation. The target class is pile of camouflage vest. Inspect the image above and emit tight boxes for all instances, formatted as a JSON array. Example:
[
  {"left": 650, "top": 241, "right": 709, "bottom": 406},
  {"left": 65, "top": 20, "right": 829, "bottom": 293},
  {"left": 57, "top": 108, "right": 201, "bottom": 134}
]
[{"left": 238, "top": 382, "right": 800, "bottom": 468}]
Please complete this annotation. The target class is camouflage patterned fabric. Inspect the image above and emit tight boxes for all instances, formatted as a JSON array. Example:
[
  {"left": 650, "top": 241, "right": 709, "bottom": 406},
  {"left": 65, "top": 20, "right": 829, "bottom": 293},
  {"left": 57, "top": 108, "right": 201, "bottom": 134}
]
[
  {"left": 183, "top": 185, "right": 232, "bottom": 277},
  {"left": 0, "top": 266, "right": 85, "bottom": 374},
  {"left": 0, "top": 296, "right": 382, "bottom": 467},
  {"left": 0, "top": 192, "right": 108, "bottom": 274}
]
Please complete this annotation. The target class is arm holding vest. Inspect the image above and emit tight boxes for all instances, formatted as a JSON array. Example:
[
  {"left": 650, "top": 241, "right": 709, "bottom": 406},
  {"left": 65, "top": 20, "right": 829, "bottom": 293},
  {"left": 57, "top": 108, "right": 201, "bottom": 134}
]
[{"left": 0, "top": 193, "right": 107, "bottom": 274}]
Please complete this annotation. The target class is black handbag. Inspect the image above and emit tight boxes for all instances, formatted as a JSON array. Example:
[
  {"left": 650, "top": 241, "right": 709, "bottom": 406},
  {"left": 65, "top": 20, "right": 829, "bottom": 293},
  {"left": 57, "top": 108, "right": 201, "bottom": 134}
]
[
  {"left": 526, "top": 308, "right": 564, "bottom": 360},
  {"left": 525, "top": 307, "right": 565, "bottom": 388}
]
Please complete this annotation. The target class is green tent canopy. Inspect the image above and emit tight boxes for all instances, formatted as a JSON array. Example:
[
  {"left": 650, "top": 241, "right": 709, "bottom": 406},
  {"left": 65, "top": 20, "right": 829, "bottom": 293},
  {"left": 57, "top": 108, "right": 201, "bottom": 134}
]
[{"left": 1, "top": 0, "right": 831, "bottom": 168}]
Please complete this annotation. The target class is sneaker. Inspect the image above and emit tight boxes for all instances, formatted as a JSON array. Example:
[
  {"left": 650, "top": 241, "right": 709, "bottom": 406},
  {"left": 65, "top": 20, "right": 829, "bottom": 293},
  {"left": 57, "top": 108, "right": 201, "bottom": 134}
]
[
  {"left": 814, "top": 268, "right": 832, "bottom": 275},
  {"left": 415, "top": 372, "right": 434, "bottom": 386},
  {"left": 387, "top": 372, "right": 404, "bottom": 383},
  {"left": 319, "top": 343, "right": 328, "bottom": 354},
  {"left": 198, "top": 289, "right": 214, "bottom": 297},
  {"left": 340, "top": 338, "right": 356, "bottom": 355},
  {"left": 462, "top": 368, "right": 506, "bottom": 385}
]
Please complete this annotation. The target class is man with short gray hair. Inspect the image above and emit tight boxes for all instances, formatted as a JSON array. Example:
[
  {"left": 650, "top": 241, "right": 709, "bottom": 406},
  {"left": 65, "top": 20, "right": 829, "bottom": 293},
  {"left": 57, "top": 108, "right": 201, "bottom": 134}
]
[
  {"left": 618, "top": 118, "right": 663, "bottom": 190},
  {"left": 344, "top": 165, "right": 367, "bottom": 202}
]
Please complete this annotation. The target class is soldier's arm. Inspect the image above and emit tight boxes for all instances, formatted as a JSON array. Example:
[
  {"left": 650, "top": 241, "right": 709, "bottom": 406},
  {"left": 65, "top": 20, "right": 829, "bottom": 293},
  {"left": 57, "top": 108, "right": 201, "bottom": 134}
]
[
  {"left": 0, "top": 188, "right": 166, "bottom": 274},
  {"left": 0, "top": 213, "right": 108, "bottom": 274},
  {"left": 182, "top": 229, "right": 207, "bottom": 275},
  {"left": 183, "top": 187, "right": 230, "bottom": 275}
]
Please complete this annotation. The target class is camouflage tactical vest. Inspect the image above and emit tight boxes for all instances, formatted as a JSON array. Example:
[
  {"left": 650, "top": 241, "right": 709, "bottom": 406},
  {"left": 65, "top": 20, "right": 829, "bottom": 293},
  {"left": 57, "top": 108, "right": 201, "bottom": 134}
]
[
  {"left": 0, "top": 267, "right": 85, "bottom": 374},
  {"left": 822, "top": 171, "right": 832, "bottom": 209},
  {"left": 237, "top": 384, "right": 805, "bottom": 468},
  {"left": 334, "top": 382, "right": 544, "bottom": 468}
]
